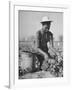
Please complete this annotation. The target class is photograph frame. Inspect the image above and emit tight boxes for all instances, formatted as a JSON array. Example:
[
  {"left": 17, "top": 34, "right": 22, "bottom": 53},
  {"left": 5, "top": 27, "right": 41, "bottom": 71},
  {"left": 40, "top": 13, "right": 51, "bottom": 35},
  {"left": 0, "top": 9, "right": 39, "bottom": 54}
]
[{"left": 9, "top": 1, "right": 71, "bottom": 88}]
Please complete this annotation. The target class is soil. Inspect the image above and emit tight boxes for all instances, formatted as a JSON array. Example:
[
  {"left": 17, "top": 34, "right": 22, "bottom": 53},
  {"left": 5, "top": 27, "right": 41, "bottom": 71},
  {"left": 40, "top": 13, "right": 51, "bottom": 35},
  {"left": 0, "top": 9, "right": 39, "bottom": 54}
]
[{"left": 19, "top": 71, "right": 55, "bottom": 79}]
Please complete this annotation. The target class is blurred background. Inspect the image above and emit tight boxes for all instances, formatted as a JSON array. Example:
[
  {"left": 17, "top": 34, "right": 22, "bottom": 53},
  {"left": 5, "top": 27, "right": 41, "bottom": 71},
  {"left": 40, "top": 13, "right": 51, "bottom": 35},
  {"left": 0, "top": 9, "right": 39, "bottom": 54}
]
[{"left": 19, "top": 10, "right": 63, "bottom": 41}]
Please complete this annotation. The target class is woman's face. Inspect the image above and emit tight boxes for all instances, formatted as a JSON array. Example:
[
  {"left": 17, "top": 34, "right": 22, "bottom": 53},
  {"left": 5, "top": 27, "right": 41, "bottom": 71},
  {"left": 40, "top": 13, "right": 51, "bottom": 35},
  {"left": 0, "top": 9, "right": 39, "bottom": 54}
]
[{"left": 42, "top": 22, "right": 51, "bottom": 31}]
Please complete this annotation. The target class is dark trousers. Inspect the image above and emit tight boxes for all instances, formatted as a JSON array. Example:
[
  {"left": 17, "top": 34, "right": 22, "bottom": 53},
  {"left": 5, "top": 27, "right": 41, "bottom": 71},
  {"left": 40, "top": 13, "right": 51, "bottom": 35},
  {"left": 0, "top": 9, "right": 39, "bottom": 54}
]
[
  {"left": 36, "top": 54, "right": 44, "bottom": 69},
  {"left": 36, "top": 52, "right": 54, "bottom": 69}
]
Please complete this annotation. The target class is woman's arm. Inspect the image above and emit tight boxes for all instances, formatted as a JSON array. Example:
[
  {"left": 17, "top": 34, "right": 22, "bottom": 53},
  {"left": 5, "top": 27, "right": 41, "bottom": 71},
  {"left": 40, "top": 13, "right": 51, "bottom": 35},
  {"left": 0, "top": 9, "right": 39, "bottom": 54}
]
[{"left": 37, "top": 48, "right": 48, "bottom": 56}]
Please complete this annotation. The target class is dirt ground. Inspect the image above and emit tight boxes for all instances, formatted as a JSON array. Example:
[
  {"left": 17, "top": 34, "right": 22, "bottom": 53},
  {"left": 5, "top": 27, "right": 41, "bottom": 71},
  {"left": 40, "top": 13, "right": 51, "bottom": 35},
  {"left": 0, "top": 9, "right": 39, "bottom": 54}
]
[{"left": 19, "top": 71, "right": 55, "bottom": 79}]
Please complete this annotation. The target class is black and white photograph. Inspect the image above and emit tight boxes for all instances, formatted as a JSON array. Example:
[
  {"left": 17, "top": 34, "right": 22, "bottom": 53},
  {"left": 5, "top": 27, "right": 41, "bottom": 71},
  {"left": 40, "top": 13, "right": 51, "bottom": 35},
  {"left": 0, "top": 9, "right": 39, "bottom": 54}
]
[{"left": 18, "top": 10, "right": 63, "bottom": 79}]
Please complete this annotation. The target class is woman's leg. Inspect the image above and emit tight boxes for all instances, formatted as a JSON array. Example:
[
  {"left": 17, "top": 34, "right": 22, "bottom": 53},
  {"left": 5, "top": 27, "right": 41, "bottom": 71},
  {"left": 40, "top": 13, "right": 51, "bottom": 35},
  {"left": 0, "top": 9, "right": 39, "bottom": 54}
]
[{"left": 36, "top": 54, "right": 44, "bottom": 70}]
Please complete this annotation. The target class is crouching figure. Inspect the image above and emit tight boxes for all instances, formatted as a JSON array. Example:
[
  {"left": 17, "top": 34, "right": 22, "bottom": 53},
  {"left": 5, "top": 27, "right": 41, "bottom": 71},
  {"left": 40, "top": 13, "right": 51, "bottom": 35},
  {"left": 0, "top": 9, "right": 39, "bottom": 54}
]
[{"left": 36, "top": 16, "right": 56, "bottom": 70}]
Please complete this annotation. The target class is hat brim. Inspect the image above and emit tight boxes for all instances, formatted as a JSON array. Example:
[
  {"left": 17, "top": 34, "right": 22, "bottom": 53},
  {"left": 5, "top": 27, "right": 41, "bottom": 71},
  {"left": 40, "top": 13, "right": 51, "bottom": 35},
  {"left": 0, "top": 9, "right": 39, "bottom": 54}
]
[{"left": 40, "top": 21, "right": 53, "bottom": 23}]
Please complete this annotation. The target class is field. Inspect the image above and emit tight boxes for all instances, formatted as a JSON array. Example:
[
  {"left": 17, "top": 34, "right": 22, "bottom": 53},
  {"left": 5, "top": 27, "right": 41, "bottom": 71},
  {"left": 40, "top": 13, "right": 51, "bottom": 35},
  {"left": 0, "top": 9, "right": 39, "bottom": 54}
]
[{"left": 19, "top": 40, "right": 63, "bottom": 79}]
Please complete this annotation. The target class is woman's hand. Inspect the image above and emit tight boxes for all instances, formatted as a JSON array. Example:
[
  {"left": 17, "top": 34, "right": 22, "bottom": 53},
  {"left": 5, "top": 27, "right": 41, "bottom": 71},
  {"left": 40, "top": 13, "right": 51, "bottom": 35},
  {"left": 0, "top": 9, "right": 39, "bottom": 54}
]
[{"left": 44, "top": 54, "right": 49, "bottom": 61}]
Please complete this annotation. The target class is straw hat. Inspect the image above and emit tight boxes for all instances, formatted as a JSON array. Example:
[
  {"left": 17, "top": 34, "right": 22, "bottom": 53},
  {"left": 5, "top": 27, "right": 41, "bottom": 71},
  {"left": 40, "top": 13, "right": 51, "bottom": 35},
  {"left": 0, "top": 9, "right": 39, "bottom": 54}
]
[{"left": 41, "top": 16, "right": 52, "bottom": 23}]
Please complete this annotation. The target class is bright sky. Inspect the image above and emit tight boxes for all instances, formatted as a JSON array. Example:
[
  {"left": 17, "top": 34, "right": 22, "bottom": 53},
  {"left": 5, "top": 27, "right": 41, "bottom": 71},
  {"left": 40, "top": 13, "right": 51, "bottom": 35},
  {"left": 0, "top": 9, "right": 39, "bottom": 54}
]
[{"left": 19, "top": 10, "right": 63, "bottom": 41}]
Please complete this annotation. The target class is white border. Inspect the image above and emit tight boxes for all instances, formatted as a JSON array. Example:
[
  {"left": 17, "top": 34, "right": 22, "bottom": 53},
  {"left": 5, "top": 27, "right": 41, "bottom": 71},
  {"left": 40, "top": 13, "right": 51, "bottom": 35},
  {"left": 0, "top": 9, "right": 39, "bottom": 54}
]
[{"left": 9, "top": 1, "right": 71, "bottom": 88}]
